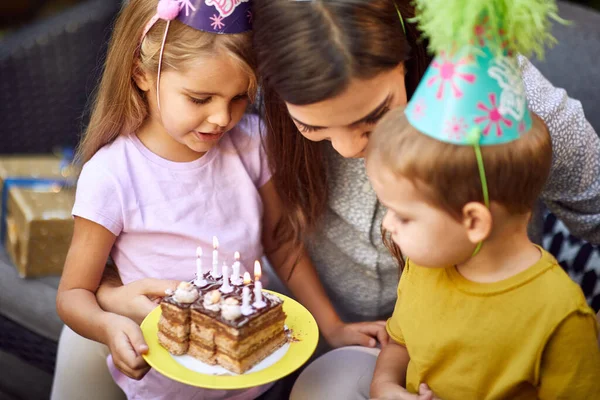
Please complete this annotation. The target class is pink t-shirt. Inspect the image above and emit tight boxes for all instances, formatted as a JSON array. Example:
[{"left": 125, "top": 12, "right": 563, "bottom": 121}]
[{"left": 73, "top": 115, "right": 273, "bottom": 400}]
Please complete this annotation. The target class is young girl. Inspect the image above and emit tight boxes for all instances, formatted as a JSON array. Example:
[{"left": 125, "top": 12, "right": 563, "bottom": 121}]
[
  {"left": 56, "top": 0, "right": 386, "bottom": 398},
  {"left": 367, "top": 1, "right": 600, "bottom": 399},
  {"left": 56, "top": 0, "right": 268, "bottom": 398}
]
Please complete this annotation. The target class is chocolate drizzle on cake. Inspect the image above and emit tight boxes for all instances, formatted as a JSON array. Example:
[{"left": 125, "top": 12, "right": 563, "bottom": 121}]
[{"left": 190, "top": 282, "right": 282, "bottom": 328}]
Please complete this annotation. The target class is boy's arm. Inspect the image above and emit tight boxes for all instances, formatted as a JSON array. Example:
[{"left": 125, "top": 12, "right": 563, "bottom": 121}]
[
  {"left": 370, "top": 341, "right": 411, "bottom": 398},
  {"left": 538, "top": 311, "right": 600, "bottom": 399}
]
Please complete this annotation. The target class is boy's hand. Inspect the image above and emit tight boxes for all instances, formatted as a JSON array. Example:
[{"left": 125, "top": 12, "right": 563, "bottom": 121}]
[
  {"left": 103, "top": 313, "right": 151, "bottom": 380},
  {"left": 371, "top": 383, "right": 441, "bottom": 400},
  {"left": 97, "top": 278, "right": 179, "bottom": 324},
  {"left": 324, "top": 320, "right": 389, "bottom": 348}
]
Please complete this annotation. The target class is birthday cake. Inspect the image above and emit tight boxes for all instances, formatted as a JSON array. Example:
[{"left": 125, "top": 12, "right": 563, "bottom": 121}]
[{"left": 157, "top": 250, "right": 287, "bottom": 374}]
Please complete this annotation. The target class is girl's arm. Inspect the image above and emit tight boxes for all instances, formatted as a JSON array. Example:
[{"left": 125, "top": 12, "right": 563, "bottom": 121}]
[
  {"left": 57, "top": 217, "right": 117, "bottom": 342},
  {"left": 56, "top": 217, "right": 150, "bottom": 379},
  {"left": 259, "top": 180, "right": 389, "bottom": 348}
]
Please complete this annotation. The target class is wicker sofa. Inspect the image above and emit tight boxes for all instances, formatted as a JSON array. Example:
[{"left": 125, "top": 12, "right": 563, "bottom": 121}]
[
  {"left": 0, "top": 1, "right": 598, "bottom": 400},
  {"left": 0, "top": 1, "right": 120, "bottom": 398}
]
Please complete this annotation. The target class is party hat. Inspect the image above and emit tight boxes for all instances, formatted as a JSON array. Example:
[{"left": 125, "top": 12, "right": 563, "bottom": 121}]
[
  {"left": 177, "top": 0, "right": 252, "bottom": 34},
  {"left": 405, "top": 0, "right": 564, "bottom": 146},
  {"left": 145, "top": 0, "right": 252, "bottom": 38}
]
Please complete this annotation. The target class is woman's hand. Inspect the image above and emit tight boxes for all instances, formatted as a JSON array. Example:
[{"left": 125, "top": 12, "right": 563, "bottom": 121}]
[
  {"left": 371, "top": 383, "right": 441, "bottom": 400},
  {"left": 323, "top": 320, "right": 389, "bottom": 348},
  {"left": 102, "top": 313, "right": 151, "bottom": 380},
  {"left": 97, "top": 278, "right": 179, "bottom": 325}
]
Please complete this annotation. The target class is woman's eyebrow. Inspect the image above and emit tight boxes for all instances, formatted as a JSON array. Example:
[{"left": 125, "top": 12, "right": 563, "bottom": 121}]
[{"left": 290, "top": 94, "right": 392, "bottom": 130}]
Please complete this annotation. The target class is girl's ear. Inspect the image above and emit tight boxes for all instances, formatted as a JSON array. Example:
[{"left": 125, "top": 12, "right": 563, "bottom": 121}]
[
  {"left": 133, "top": 63, "right": 151, "bottom": 92},
  {"left": 461, "top": 202, "right": 492, "bottom": 244}
]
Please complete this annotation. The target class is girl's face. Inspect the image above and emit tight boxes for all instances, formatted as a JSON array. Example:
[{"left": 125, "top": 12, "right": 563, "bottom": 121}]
[
  {"left": 368, "top": 166, "right": 476, "bottom": 268},
  {"left": 284, "top": 64, "right": 407, "bottom": 159},
  {"left": 139, "top": 52, "right": 251, "bottom": 160}
]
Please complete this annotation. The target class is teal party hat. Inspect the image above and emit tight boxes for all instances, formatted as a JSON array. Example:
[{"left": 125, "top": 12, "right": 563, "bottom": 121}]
[{"left": 406, "top": 0, "right": 564, "bottom": 146}]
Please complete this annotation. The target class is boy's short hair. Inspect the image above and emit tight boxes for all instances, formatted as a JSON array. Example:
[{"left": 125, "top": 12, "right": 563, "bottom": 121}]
[{"left": 367, "top": 106, "right": 552, "bottom": 219}]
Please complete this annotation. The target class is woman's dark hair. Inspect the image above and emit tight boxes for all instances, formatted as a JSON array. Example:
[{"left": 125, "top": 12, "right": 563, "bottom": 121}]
[{"left": 253, "top": 0, "right": 432, "bottom": 252}]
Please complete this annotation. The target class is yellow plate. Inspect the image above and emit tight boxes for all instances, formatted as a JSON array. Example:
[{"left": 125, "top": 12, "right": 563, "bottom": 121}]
[{"left": 141, "top": 290, "right": 319, "bottom": 389}]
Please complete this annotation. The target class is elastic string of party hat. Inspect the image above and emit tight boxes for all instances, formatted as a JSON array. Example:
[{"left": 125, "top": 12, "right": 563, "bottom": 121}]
[
  {"left": 467, "top": 127, "right": 490, "bottom": 257},
  {"left": 393, "top": 1, "right": 406, "bottom": 34},
  {"left": 155, "top": 20, "right": 171, "bottom": 111},
  {"left": 138, "top": 0, "right": 182, "bottom": 112}
]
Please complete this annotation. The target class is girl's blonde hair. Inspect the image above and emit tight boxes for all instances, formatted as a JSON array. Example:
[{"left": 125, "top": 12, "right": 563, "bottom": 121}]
[
  {"left": 368, "top": 106, "right": 553, "bottom": 219},
  {"left": 78, "top": 0, "right": 257, "bottom": 164}
]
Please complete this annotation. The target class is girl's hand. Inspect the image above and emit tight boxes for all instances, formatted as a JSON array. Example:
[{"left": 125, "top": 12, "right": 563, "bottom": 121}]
[
  {"left": 97, "top": 278, "right": 179, "bottom": 325},
  {"left": 371, "top": 383, "right": 440, "bottom": 400},
  {"left": 103, "top": 313, "right": 151, "bottom": 380},
  {"left": 323, "top": 320, "right": 390, "bottom": 348}
]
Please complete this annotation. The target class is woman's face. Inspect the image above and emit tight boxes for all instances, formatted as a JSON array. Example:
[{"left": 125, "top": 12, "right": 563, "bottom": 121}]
[{"left": 285, "top": 64, "right": 407, "bottom": 158}]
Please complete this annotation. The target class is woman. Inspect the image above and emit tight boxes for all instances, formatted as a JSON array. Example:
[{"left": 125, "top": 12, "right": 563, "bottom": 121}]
[
  {"left": 251, "top": 0, "right": 600, "bottom": 398},
  {"left": 52, "top": 0, "right": 600, "bottom": 398}
]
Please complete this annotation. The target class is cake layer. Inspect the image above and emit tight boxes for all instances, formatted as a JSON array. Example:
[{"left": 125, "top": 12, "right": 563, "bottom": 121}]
[
  {"left": 188, "top": 341, "right": 216, "bottom": 365},
  {"left": 215, "top": 332, "right": 288, "bottom": 374},
  {"left": 161, "top": 302, "right": 191, "bottom": 325},
  {"left": 189, "top": 322, "right": 216, "bottom": 349},
  {"left": 158, "top": 314, "right": 190, "bottom": 340},
  {"left": 158, "top": 331, "right": 188, "bottom": 355},
  {"left": 216, "top": 319, "right": 286, "bottom": 359}
]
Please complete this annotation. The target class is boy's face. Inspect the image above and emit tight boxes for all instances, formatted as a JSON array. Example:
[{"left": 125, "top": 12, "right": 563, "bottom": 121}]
[{"left": 368, "top": 166, "right": 476, "bottom": 268}]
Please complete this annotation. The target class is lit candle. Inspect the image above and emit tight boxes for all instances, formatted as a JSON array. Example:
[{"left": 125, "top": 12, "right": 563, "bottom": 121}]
[
  {"left": 194, "top": 246, "right": 207, "bottom": 286},
  {"left": 254, "top": 260, "right": 262, "bottom": 282},
  {"left": 241, "top": 286, "right": 253, "bottom": 316},
  {"left": 220, "top": 262, "right": 233, "bottom": 293},
  {"left": 211, "top": 236, "right": 221, "bottom": 278},
  {"left": 243, "top": 272, "right": 252, "bottom": 285},
  {"left": 231, "top": 251, "right": 242, "bottom": 286},
  {"left": 253, "top": 279, "right": 266, "bottom": 309}
]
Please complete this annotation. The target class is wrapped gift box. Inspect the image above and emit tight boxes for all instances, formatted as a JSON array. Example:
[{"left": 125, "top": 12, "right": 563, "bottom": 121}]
[
  {"left": 5, "top": 187, "right": 75, "bottom": 277},
  {"left": 0, "top": 155, "right": 78, "bottom": 277}
]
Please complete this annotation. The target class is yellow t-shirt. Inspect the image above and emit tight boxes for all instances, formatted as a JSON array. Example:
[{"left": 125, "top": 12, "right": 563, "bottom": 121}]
[{"left": 386, "top": 248, "right": 600, "bottom": 399}]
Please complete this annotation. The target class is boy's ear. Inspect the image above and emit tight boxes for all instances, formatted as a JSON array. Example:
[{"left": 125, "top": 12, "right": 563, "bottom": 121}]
[
  {"left": 133, "top": 63, "right": 151, "bottom": 92},
  {"left": 461, "top": 202, "right": 492, "bottom": 244}
]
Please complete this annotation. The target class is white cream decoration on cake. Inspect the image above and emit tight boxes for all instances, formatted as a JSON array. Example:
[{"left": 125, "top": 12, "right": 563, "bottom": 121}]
[
  {"left": 173, "top": 281, "right": 199, "bottom": 303},
  {"left": 203, "top": 289, "right": 222, "bottom": 312},
  {"left": 221, "top": 297, "right": 242, "bottom": 321}
]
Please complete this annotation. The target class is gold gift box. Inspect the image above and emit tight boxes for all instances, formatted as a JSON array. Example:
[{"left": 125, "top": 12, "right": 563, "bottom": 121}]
[
  {"left": 0, "top": 155, "right": 78, "bottom": 277},
  {"left": 5, "top": 187, "right": 75, "bottom": 278}
]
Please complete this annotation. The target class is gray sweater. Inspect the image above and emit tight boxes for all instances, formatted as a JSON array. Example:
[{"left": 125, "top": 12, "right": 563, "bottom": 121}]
[{"left": 306, "top": 57, "right": 600, "bottom": 322}]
